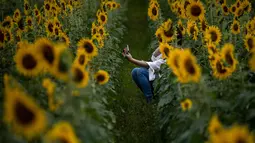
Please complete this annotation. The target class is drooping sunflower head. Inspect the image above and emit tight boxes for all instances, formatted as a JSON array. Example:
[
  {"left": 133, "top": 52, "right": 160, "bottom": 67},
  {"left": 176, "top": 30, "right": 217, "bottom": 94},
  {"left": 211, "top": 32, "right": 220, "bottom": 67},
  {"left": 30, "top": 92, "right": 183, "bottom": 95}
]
[
  {"left": 179, "top": 49, "right": 201, "bottom": 83},
  {"left": 242, "top": 0, "right": 252, "bottom": 13},
  {"left": 14, "top": 44, "right": 43, "bottom": 77},
  {"left": 231, "top": 20, "right": 240, "bottom": 35},
  {"left": 97, "top": 25, "right": 106, "bottom": 38},
  {"left": 180, "top": 98, "right": 192, "bottom": 111},
  {"left": 186, "top": 0, "right": 205, "bottom": 21},
  {"left": 2, "top": 16, "right": 13, "bottom": 29},
  {"left": 159, "top": 43, "right": 173, "bottom": 59},
  {"left": 221, "top": 43, "right": 238, "bottom": 72},
  {"left": 148, "top": 2, "right": 159, "bottom": 21},
  {"left": 13, "top": 9, "right": 21, "bottom": 22},
  {"left": 77, "top": 38, "right": 98, "bottom": 57},
  {"left": 205, "top": 26, "right": 222, "bottom": 45},
  {"left": 4, "top": 80, "right": 47, "bottom": 139},
  {"left": 244, "top": 34, "right": 255, "bottom": 52},
  {"left": 71, "top": 65, "right": 89, "bottom": 88},
  {"left": 167, "top": 48, "right": 182, "bottom": 75},
  {"left": 208, "top": 115, "right": 223, "bottom": 135},
  {"left": 94, "top": 70, "right": 110, "bottom": 85}
]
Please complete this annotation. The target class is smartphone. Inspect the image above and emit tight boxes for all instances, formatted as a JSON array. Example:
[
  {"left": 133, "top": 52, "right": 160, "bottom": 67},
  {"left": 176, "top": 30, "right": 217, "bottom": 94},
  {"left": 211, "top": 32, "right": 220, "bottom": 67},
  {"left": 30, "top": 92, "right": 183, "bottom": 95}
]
[{"left": 123, "top": 45, "right": 129, "bottom": 54}]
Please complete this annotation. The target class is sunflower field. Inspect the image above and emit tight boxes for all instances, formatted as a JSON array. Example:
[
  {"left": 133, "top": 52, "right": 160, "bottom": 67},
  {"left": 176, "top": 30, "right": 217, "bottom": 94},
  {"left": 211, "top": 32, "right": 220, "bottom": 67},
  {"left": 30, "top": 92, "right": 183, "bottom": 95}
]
[{"left": 1, "top": 0, "right": 255, "bottom": 143}]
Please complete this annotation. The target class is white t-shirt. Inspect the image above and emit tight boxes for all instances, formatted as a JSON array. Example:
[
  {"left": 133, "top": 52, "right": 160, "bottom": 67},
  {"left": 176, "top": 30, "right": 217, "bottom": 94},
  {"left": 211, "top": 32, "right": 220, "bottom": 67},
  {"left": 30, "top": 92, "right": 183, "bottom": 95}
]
[{"left": 146, "top": 50, "right": 166, "bottom": 81}]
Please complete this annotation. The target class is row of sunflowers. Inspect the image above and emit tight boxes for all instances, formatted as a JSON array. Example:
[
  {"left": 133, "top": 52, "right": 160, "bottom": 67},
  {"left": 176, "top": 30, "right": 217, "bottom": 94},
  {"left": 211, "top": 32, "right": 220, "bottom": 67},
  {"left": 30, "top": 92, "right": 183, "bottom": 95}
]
[
  {"left": 147, "top": 0, "right": 255, "bottom": 142},
  {"left": 0, "top": 0, "right": 126, "bottom": 142}
]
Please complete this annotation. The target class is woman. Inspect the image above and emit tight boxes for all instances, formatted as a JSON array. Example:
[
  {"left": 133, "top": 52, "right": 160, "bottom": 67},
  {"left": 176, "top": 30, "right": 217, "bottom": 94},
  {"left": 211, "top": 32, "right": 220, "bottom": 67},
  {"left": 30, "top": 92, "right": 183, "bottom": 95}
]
[{"left": 122, "top": 46, "right": 166, "bottom": 103}]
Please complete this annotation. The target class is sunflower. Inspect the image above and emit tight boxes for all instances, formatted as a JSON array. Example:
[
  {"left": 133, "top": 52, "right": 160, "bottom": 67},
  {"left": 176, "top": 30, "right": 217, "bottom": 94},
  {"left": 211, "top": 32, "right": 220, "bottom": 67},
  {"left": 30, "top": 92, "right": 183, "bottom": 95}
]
[
  {"left": 54, "top": 17, "right": 62, "bottom": 28},
  {"left": 207, "top": 43, "right": 219, "bottom": 55},
  {"left": 44, "top": 121, "right": 80, "bottom": 143},
  {"left": 249, "top": 53, "right": 255, "bottom": 72},
  {"left": 2, "top": 16, "right": 13, "bottom": 29},
  {"left": 222, "top": 4, "right": 229, "bottom": 15},
  {"left": 242, "top": 0, "right": 251, "bottom": 13},
  {"left": 180, "top": 98, "right": 192, "bottom": 111},
  {"left": 33, "top": 6, "right": 40, "bottom": 17},
  {"left": 45, "top": 19, "right": 54, "bottom": 37},
  {"left": 92, "top": 33, "right": 104, "bottom": 48},
  {"left": 97, "top": 11, "right": 108, "bottom": 25},
  {"left": 178, "top": 19, "right": 185, "bottom": 35},
  {"left": 187, "top": 20, "right": 199, "bottom": 41},
  {"left": 212, "top": 57, "right": 231, "bottom": 80},
  {"left": 179, "top": 49, "right": 201, "bottom": 83},
  {"left": 15, "top": 29, "right": 23, "bottom": 42},
  {"left": 208, "top": 115, "right": 223, "bottom": 135},
  {"left": 14, "top": 44, "right": 43, "bottom": 76},
  {"left": 17, "top": 17, "right": 25, "bottom": 31},
  {"left": 230, "top": 4, "right": 237, "bottom": 14},
  {"left": 244, "top": 34, "right": 255, "bottom": 52},
  {"left": 91, "top": 21, "right": 98, "bottom": 36},
  {"left": 24, "top": 0, "right": 30, "bottom": 15},
  {"left": 26, "top": 16, "right": 33, "bottom": 29},
  {"left": 44, "top": 1, "right": 51, "bottom": 13},
  {"left": 236, "top": 0, "right": 241, "bottom": 8},
  {"left": 167, "top": 48, "right": 184, "bottom": 81},
  {"left": 155, "top": 27, "right": 163, "bottom": 43},
  {"left": 53, "top": 26, "right": 60, "bottom": 36},
  {"left": 4, "top": 28, "right": 13, "bottom": 42},
  {"left": 94, "top": 70, "right": 110, "bottom": 85},
  {"left": 0, "top": 27, "right": 6, "bottom": 48},
  {"left": 13, "top": 9, "right": 21, "bottom": 22},
  {"left": 199, "top": 19, "right": 208, "bottom": 32},
  {"left": 159, "top": 43, "right": 173, "bottom": 59},
  {"left": 148, "top": 2, "right": 159, "bottom": 21},
  {"left": 60, "top": 0, "right": 67, "bottom": 12},
  {"left": 36, "top": 14, "right": 42, "bottom": 25},
  {"left": 231, "top": 20, "right": 240, "bottom": 35},
  {"left": 35, "top": 38, "right": 56, "bottom": 68},
  {"left": 52, "top": 44, "right": 70, "bottom": 81},
  {"left": 77, "top": 38, "right": 98, "bottom": 57},
  {"left": 161, "top": 19, "right": 175, "bottom": 42},
  {"left": 59, "top": 32, "right": 70, "bottom": 47},
  {"left": 4, "top": 82, "right": 47, "bottom": 139},
  {"left": 97, "top": 25, "right": 107, "bottom": 38},
  {"left": 186, "top": 0, "right": 205, "bottom": 21},
  {"left": 74, "top": 50, "right": 88, "bottom": 67},
  {"left": 204, "top": 26, "right": 222, "bottom": 45},
  {"left": 235, "top": 7, "right": 244, "bottom": 17},
  {"left": 227, "top": 125, "right": 254, "bottom": 143},
  {"left": 221, "top": 43, "right": 238, "bottom": 72},
  {"left": 71, "top": 65, "right": 89, "bottom": 88}
]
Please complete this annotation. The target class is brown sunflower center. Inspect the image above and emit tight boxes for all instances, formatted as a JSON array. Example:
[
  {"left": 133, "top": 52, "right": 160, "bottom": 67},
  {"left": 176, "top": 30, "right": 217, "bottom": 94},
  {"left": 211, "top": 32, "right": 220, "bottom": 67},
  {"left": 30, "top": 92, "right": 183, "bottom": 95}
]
[
  {"left": 78, "top": 55, "right": 85, "bottom": 65},
  {"left": 164, "top": 27, "right": 174, "bottom": 38},
  {"left": 152, "top": 7, "right": 158, "bottom": 16},
  {"left": 191, "top": 5, "right": 201, "bottom": 17},
  {"left": 97, "top": 74, "right": 105, "bottom": 82},
  {"left": 237, "top": 8, "right": 243, "bottom": 16},
  {"left": 83, "top": 42, "right": 94, "bottom": 53},
  {"left": 15, "top": 100, "right": 35, "bottom": 125},
  {"left": 18, "top": 19, "right": 25, "bottom": 30},
  {"left": 244, "top": 5, "right": 249, "bottom": 11},
  {"left": 190, "top": 26, "right": 195, "bottom": 35},
  {"left": 163, "top": 47, "right": 170, "bottom": 57},
  {"left": 232, "top": 6, "right": 236, "bottom": 12},
  {"left": 184, "top": 58, "right": 196, "bottom": 75},
  {"left": 236, "top": 137, "right": 246, "bottom": 143},
  {"left": 48, "top": 23, "right": 54, "bottom": 33},
  {"left": 216, "top": 61, "right": 227, "bottom": 74},
  {"left": 35, "top": 10, "right": 39, "bottom": 15},
  {"left": 73, "top": 68, "right": 84, "bottom": 82},
  {"left": 25, "top": 3, "right": 29, "bottom": 10},
  {"left": 247, "top": 38, "right": 254, "bottom": 50},
  {"left": 233, "top": 24, "right": 239, "bottom": 31},
  {"left": 28, "top": 20, "right": 32, "bottom": 26},
  {"left": 22, "top": 54, "right": 37, "bottom": 70},
  {"left": 174, "top": 56, "right": 179, "bottom": 68},
  {"left": 100, "top": 15, "right": 106, "bottom": 22},
  {"left": 113, "top": 3, "right": 116, "bottom": 8},
  {"left": 45, "top": 4, "right": 50, "bottom": 10},
  {"left": 0, "top": 30, "right": 5, "bottom": 42},
  {"left": 55, "top": 28, "right": 59, "bottom": 35},
  {"left": 158, "top": 34, "right": 163, "bottom": 43},
  {"left": 225, "top": 52, "right": 234, "bottom": 66},
  {"left": 219, "top": 0, "right": 224, "bottom": 4},
  {"left": 92, "top": 29, "right": 96, "bottom": 35},
  {"left": 3, "top": 21, "right": 11, "bottom": 27},
  {"left": 209, "top": 46, "right": 217, "bottom": 54},
  {"left": 42, "top": 44, "right": 54, "bottom": 64},
  {"left": 223, "top": 6, "right": 228, "bottom": 12},
  {"left": 210, "top": 31, "right": 218, "bottom": 42},
  {"left": 15, "top": 12, "right": 19, "bottom": 17},
  {"left": 202, "top": 21, "right": 207, "bottom": 31},
  {"left": 99, "top": 29, "right": 103, "bottom": 35},
  {"left": 184, "top": 102, "right": 189, "bottom": 109}
]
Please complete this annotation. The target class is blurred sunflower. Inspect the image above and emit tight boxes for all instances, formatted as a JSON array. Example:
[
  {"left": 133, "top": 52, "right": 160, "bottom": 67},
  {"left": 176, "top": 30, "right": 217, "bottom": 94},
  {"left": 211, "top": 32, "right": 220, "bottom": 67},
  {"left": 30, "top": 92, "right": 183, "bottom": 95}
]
[
  {"left": 15, "top": 29, "right": 22, "bottom": 42},
  {"left": 159, "top": 42, "right": 173, "bottom": 59},
  {"left": 91, "top": 21, "right": 98, "bottom": 36},
  {"left": 36, "top": 14, "right": 42, "bottom": 25},
  {"left": 77, "top": 38, "right": 98, "bottom": 57},
  {"left": 52, "top": 44, "right": 70, "bottom": 81},
  {"left": 167, "top": 48, "right": 182, "bottom": 78},
  {"left": 148, "top": 2, "right": 159, "bottom": 21},
  {"left": 222, "top": 4, "right": 229, "bottom": 15},
  {"left": 178, "top": 19, "right": 185, "bottom": 35},
  {"left": 42, "top": 78, "right": 56, "bottom": 96},
  {"left": 236, "top": 0, "right": 241, "bottom": 9},
  {"left": 162, "top": 19, "right": 175, "bottom": 42},
  {"left": 17, "top": 17, "right": 25, "bottom": 31},
  {"left": 179, "top": 49, "right": 201, "bottom": 83},
  {"left": 33, "top": 6, "right": 40, "bottom": 17},
  {"left": 44, "top": 121, "right": 80, "bottom": 143},
  {"left": 112, "top": 1, "right": 118, "bottom": 10},
  {"left": 26, "top": 16, "right": 33, "bottom": 29},
  {"left": 53, "top": 26, "right": 60, "bottom": 36},
  {"left": 0, "top": 27, "right": 6, "bottom": 48},
  {"left": 54, "top": 17, "right": 62, "bottom": 28},
  {"left": 4, "top": 28, "right": 13, "bottom": 42},
  {"left": 35, "top": 38, "right": 56, "bottom": 68},
  {"left": 204, "top": 26, "right": 222, "bottom": 45},
  {"left": 180, "top": 98, "right": 192, "bottom": 111},
  {"left": 59, "top": 32, "right": 70, "bottom": 47},
  {"left": 60, "top": 0, "right": 67, "bottom": 12},
  {"left": 221, "top": 43, "right": 238, "bottom": 72},
  {"left": 230, "top": 4, "right": 237, "bottom": 14},
  {"left": 227, "top": 125, "right": 254, "bottom": 143},
  {"left": 155, "top": 28, "right": 163, "bottom": 43},
  {"left": 97, "top": 25, "right": 106, "bottom": 38},
  {"left": 4, "top": 83, "right": 47, "bottom": 139},
  {"left": 187, "top": 20, "right": 199, "bottom": 41},
  {"left": 244, "top": 34, "right": 255, "bottom": 52},
  {"left": 2, "top": 16, "right": 13, "bottom": 29},
  {"left": 235, "top": 7, "right": 244, "bottom": 17},
  {"left": 13, "top": 9, "right": 21, "bottom": 22},
  {"left": 249, "top": 53, "right": 255, "bottom": 72},
  {"left": 199, "top": 19, "right": 208, "bottom": 32},
  {"left": 74, "top": 50, "right": 88, "bottom": 67},
  {"left": 71, "top": 65, "right": 89, "bottom": 88},
  {"left": 242, "top": 0, "right": 251, "bottom": 13},
  {"left": 97, "top": 11, "right": 108, "bottom": 25},
  {"left": 230, "top": 20, "right": 240, "bottom": 35},
  {"left": 212, "top": 57, "right": 231, "bottom": 80},
  {"left": 207, "top": 43, "right": 219, "bottom": 55},
  {"left": 208, "top": 115, "right": 223, "bottom": 135},
  {"left": 186, "top": 0, "right": 205, "bottom": 21},
  {"left": 44, "top": 1, "right": 51, "bottom": 13},
  {"left": 94, "top": 70, "right": 110, "bottom": 85},
  {"left": 14, "top": 44, "right": 43, "bottom": 76},
  {"left": 92, "top": 33, "right": 104, "bottom": 48},
  {"left": 24, "top": 0, "right": 30, "bottom": 15},
  {"left": 45, "top": 19, "right": 54, "bottom": 37}
]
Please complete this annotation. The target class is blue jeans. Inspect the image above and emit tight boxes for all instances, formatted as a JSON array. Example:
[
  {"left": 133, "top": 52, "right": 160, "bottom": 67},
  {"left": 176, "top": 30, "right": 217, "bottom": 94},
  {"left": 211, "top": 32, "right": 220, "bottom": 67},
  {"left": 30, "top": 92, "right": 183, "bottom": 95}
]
[{"left": 131, "top": 67, "right": 153, "bottom": 103}]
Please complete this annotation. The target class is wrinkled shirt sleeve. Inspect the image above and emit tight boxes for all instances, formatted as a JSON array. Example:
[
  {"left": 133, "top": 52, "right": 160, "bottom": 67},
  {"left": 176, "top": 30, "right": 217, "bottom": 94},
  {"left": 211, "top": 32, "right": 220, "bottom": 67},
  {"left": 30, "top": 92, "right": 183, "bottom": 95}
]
[{"left": 146, "top": 59, "right": 166, "bottom": 81}]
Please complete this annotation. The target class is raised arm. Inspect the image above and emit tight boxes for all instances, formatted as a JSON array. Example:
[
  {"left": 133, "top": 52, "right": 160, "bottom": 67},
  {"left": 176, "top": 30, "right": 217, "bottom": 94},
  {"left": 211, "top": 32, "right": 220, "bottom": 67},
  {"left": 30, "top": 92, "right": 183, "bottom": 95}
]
[{"left": 123, "top": 51, "right": 149, "bottom": 68}]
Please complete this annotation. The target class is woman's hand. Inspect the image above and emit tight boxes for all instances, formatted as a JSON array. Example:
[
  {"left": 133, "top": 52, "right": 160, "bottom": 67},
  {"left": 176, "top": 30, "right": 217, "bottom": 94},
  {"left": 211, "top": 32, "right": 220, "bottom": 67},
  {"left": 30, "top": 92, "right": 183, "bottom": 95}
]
[{"left": 125, "top": 52, "right": 132, "bottom": 60}]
